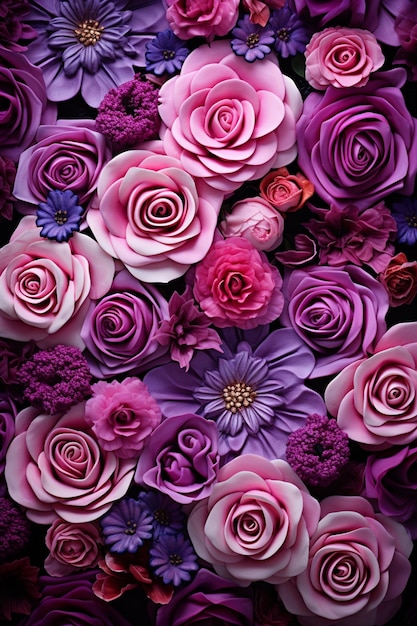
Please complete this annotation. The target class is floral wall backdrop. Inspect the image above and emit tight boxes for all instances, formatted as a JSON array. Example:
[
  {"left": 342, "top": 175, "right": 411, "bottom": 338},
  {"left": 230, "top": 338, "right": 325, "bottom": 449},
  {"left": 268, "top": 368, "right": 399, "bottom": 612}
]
[{"left": 1, "top": 0, "right": 417, "bottom": 624}]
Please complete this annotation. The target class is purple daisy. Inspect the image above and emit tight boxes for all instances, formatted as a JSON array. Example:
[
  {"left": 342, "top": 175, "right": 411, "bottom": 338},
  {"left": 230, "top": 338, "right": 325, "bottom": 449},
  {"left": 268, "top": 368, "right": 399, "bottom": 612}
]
[
  {"left": 100, "top": 497, "right": 153, "bottom": 554},
  {"left": 36, "top": 190, "right": 83, "bottom": 242},
  {"left": 231, "top": 15, "right": 275, "bottom": 62},
  {"left": 149, "top": 533, "right": 199, "bottom": 587},
  {"left": 391, "top": 196, "right": 417, "bottom": 246},
  {"left": 145, "top": 28, "right": 190, "bottom": 75},
  {"left": 269, "top": 1, "right": 311, "bottom": 58},
  {"left": 138, "top": 490, "right": 186, "bottom": 540}
]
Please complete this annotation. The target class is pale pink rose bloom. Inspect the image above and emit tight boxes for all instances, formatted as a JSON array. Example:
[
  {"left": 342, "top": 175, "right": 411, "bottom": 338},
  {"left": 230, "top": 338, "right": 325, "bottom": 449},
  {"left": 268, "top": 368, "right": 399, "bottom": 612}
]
[
  {"left": 305, "top": 27, "right": 385, "bottom": 89},
  {"left": 220, "top": 197, "right": 284, "bottom": 251},
  {"left": 187, "top": 454, "right": 320, "bottom": 586},
  {"left": 325, "top": 322, "right": 417, "bottom": 448},
  {"left": 4, "top": 403, "right": 136, "bottom": 524},
  {"left": 159, "top": 40, "right": 303, "bottom": 194},
  {"left": 45, "top": 520, "right": 102, "bottom": 577},
  {"left": 0, "top": 216, "right": 114, "bottom": 349},
  {"left": 278, "top": 495, "right": 412, "bottom": 626},
  {"left": 166, "top": 0, "right": 240, "bottom": 40},
  {"left": 87, "top": 141, "right": 222, "bottom": 283}
]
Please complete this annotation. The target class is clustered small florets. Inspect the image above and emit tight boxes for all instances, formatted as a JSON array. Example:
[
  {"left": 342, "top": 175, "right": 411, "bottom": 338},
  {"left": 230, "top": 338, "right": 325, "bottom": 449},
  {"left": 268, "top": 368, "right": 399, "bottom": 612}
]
[{"left": 0, "top": 497, "right": 31, "bottom": 562}]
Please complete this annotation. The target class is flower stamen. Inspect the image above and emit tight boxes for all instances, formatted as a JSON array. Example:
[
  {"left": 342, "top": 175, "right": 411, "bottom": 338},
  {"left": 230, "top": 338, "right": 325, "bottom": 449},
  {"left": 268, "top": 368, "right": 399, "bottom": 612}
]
[
  {"left": 74, "top": 19, "right": 104, "bottom": 46},
  {"left": 222, "top": 382, "right": 256, "bottom": 413}
]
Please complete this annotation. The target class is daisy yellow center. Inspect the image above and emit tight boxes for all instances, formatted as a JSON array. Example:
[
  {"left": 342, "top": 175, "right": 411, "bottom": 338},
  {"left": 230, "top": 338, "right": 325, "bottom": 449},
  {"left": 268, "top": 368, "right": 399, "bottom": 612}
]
[
  {"left": 246, "top": 33, "right": 260, "bottom": 48},
  {"left": 54, "top": 210, "right": 68, "bottom": 225},
  {"left": 169, "top": 553, "right": 183, "bottom": 565},
  {"left": 163, "top": 49, "right": 176, "bottom": 59},
  {"left": 222, "top": 382, "right": 256, "bottom": 414},
  {"left": 74, "top": 19, "right": 104, "bottom": 46},
  {"left": 124, "top": 520, "right": 137, "bottom": 535}
]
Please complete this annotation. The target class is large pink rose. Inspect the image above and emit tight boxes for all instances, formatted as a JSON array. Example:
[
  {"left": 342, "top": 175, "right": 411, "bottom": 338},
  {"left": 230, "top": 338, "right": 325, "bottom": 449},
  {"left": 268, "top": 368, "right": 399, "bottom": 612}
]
[
  {"left": 166, "top": 0, "right": 240, "bottom": 40},
  {"left": 86, "top": 142, "right": 221, "bottom": 283},
  {"left": 325, "top": 322, "right": 417, "bottom": 449},
  {"left": 278, "top": 495, "right": 412, "bottom": 626},
  {"left": 0, "top": 216, "right": 114, "bottom": 349},
  {"left": 158, "top": 40, "right": 303, "bottom": 193},
  {"left": 187, "top": 454, "right": 320, "bottom": 586},
  {"left": 4, "top": 403, "right": 136, "bottom": 524}
]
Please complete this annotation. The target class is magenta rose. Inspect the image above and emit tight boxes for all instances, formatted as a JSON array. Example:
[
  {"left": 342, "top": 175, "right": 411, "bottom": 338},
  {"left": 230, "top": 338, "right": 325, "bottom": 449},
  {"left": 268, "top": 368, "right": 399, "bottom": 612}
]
[
  {"left": 135, "top": 413, "right": 219, "bottom": 504},
  {"left": 4, "top": 403, "right": 136, "bottom": 524},
  {"left": 13, "top": 120, "right": 111, "bottom": 209},
  {"left": 305, "top": 26, "right": 384, "bottom": 89},
  {"left": 278, "top": 495, "right": 413, "bottom": 626},
  {"left": 296, "top": 69, "right": 417, "bottom": 210},
  {"left": 159, "top": 39, "right": 302, "bottom": 194},
  {"left": 0, "top": 216, "right": 115, "bottom": 349},
  {"left": 279, "top": 265, "right": 389, "bottom": 378},
  {"left": 81, "top": 269, "right": 169, "bottom": 378},
  {"left": 187, "top": 454, "right": 320, "bottom": 586},
  {"left": 84, "top": 377, "right": 162, "bottom": 459},
  {"left": 220, "top": 197, "right": 284, "bottom": 252},
  {"left": 45, "top": 520, "right": 102, "bottom": 577},
  {"left": 166, "top": 0, "right": 240, "bottom": 39},
  {"left": 0, "top": 47, "right": 56, "bottom": 162},
  {"left": 325, "top": 322, "right": 417, "bottom": 449},
  {"left": 87, "top": 142, "right": 221, "bottom": 283}
]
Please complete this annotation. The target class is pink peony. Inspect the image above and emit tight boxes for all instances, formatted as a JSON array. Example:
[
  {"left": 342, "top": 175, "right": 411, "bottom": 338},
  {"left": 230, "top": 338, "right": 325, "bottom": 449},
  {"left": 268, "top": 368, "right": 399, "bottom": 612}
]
[
  {"left": 220, "top": 197, "right": 284, "bottom": 251},
  {"left": 158, "top": 40, "right": 303, "bottom": 194},
  {"left": 187, "top": 454, "right": 320, "bottom": 586},
  {"left": 166, "top": 0, "right": 240, "bottom": 40},
  {"left": 193, "top": 236, "right": 284, "bottom": 329},
  {"left": 45, "top": 520, "right": 102, "bottom": 577}
]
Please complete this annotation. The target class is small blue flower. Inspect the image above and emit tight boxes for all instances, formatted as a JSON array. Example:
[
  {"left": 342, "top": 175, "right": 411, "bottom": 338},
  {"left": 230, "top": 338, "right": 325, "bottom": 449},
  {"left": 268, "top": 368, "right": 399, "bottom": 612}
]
[
  {"left": 231, "top": 15, "right": 275, "bottom": 63},
  {"left": 145, "top": 29, "right": 189, "bottom": 76},
  {"left": 149, "top": 533, "right": 199, "bottom": 587},
  {"left": 36, "top": 190, "right": 83, "bottom": 242},
  {"left": 391, "top": 197, "right": 417, "bottom": 246},
  {"left": 138, "top": 490, "right": 185, "bottom": 539},
  {"left": 269, "top": 2, "right": 311, "bottom": 58},
  {"left": 100, "top": 497, "right": 153, "bottom": 554}
]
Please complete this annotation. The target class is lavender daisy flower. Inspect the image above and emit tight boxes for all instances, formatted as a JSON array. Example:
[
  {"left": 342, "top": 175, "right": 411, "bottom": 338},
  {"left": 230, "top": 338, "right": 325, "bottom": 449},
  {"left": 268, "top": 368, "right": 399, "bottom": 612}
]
[
  {"left": 269, "top": 1, "right": 310, "bottom": 58},
  {"left": 391, "top": 196, "right": 417, "bottom": 246},
  {"left": 138, "top": 491, "right": 186, "bottom": 539},
  {"left": 36, "top": 190, "right": 83, "bottom": 242},
  {"left": 231, "top": 15, "right": 275, "bottom": 62},
  {"left": 100, "top": 497, "right": 153, "bottom": 554},
  {"left": 145, "top": 28, "right": 190, "bottom": 75},
  {"left": 149, "top": 534, "right": 199, "bottom": 587}
]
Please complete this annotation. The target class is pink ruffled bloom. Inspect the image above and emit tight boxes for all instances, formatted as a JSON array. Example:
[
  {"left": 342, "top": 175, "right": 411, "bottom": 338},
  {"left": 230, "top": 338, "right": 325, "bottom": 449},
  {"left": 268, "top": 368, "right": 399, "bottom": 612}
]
[
  {"left": 278, "top": 495, "right": 413, "bottom": 626},
  {"left": 84, "top": 377, "right": 162, "bottom": 459},
  {"left": 325, "top": 322, "right": 417, "bottom": 449},
  {"left": 86, "top": 141, "right": 221, "bottom": 283},
  {"left": 242, "top": 0, "right": 286, "bottom": 26},
  {"left": 45, "top": 520, "right": 102, "bottom": 577},
  {"left": 158, "top": 39, "right": 303, "bottom": 194},
  {"left": 0, "top": 216, "right": 114, "bottom": 349},
  {"left": 4, "top": 403, "right": 136, "bottom": 524},
  {"left": 305, "top": 26, "right": 385, "bottom": 90},
  {"left": 220, "top": 197, "right": 284, "bottom": 252},
  {"left": 193, "top": 236, "right": 284, "bottom": 329},
  {"left": 166, "top": 0, "right": 240, "bottom": 40},
  {"left": 187, "top": 454, "right": 320, "bottom": 586}
]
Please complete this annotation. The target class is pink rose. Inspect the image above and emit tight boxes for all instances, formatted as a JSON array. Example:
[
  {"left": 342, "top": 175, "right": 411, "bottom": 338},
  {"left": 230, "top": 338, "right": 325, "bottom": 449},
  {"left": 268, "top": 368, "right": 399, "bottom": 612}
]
[
  {"left": 0, "top": 216, "right": 114, "bottom": 349},
  {"left": 193, "top": 236, "right": 284, "bottom": 329},
  {"left": 159, "top": 40, "right": 302, "bottom": 194},
  {"left": 86, "top": 142, "right": 221, "bottom": 283},
  {"left": 4, "top": 403, "right": 136, "bottom": 524},
  {"left": 305, "top": 27, "right": 385, "bottom": 90},
  {"left": 325, "top": 322, "right": 417, "bottom": 448},
  {"left": 379, "top": 252, "right": 417, "bottom": 307},
  {"left": 260, "top": 167, "right": 314, "bottom": 213},
  {"left": 220, "top": 197, "right": 284, "bottom": 251},
  {"left": 278, "top": 495, "right": 412, "bottom": 626},
  {"left": 45, "top": 520, "right": 102, "bottom": 577},
  {"left": 166, "top": 0, "right": 240, "bottom": 40},
  {"left": 187, "top": 454, "right": 320, "bottom": 585}
]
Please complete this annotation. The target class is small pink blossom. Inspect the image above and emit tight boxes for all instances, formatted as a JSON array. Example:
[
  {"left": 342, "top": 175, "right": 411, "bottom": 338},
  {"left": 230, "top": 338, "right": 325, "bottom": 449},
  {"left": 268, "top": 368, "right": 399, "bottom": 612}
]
[{"left": 220, "top": 197, "right": 284, "bottom": 252}]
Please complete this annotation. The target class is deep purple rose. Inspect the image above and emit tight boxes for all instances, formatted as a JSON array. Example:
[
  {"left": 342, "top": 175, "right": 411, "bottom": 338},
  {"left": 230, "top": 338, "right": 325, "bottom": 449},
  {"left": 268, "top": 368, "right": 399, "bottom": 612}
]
[
  {"left": 0, "top": 393, "right": 16, "bottom": 475},
  {"left": 296, "top": 69, "right": 417, "bottom": 211},
  {"left": 155, "top": 568, "right": 254, "bottom": 626},
  {"left": 0, "top": 47, "right": 56, "bottom": 162},
  {"left": 135, "top": 413, "right": 219, "bottom": 504},
  {"left": 279, "top": 265, "right": 389, "bottom": 378}
]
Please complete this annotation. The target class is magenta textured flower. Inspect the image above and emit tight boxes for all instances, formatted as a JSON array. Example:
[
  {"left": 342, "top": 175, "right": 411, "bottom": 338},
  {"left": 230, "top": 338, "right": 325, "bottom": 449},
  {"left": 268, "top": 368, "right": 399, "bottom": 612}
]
[
  {"left": 165, "top": 0, "right": 240, "bottom": 40},
  {"left": 0, "top": 392, "right": 16, "bottom": 475},
  {"left": 45, "top": 519, "right": 102, "bottom": 576},
  {"left": 84, "top": 377, "right": 162, "bottom": 459},
  {"left": 158, "top": 39, "right": 303, "bottom": 193},
  {"left": 193, "top": 237, "right": 284, "bottom": 329},
  {"left": 0, "top": 557, "right": 40, "bottom": 622},
  {"left": 0, "top": 496, "right": 31, "bottom": 562}
]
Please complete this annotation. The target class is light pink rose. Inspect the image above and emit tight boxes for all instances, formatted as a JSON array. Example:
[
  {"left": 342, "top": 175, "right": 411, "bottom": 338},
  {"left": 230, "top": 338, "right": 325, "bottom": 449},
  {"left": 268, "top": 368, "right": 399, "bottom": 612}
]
[
  {"left": 45, "top": 520, "right": 102, "bottom": 577},
  {"left": 220, "top": 197, "right": 284, "bottom": 251},
  {"left": 0, "top": 216, "right": 114, "bottom": 349},
  {"left": 86, "top": 141, "right": 221, "bottom": 283},
  {"left": 166, "top": 0, "right": 240, "bottom": 40},
  {"left": 325, "top": 322, "right": 417, "bottom": 448},
  {"left": 159, "top": 40, "right": 303, "bottom": 194},
  {"left": 278, "top": 495, "right": 412, "bottom": 626},
  {"left": 187, "top": 454, "right": 320, "bottom": 586},
  {"left": 305, "top": 27, "right": 385, "bottom": 90},
  {"left": 4, "top": 403, "right": 136, "bottom": 524}
]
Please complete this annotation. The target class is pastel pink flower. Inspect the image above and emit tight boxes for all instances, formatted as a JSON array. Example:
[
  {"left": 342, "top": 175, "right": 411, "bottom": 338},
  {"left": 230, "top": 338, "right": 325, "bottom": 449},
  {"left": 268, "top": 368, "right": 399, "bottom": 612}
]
[
  {"left": 86, "top": 141, "right": 221, "bottom": 283},
  {"left": 278, "top": 495, "right": 412, "bottom": 626},
  {"left": 220, "top": 197, "right": 284, "bottom": 252},
  {"left": 0, "top": 216, "right": 114, "bottom": 349},
  {"left": 4, "top": 403, "right": 136, "bottom": 524},
  {"left": 45, "top": 520, "right": 102, "bottom": 577},
  {"left": 158, "top": 39, "right": 303, "bottom": 194},
  {"left": 187, "top": 454, "right": 320, "bottom": 586},
  {"left": 166, "top": 0, "right": 240, "bottom": 40},
  {"left": 325, "top": 322, "right": 417, "bottom": 449}
]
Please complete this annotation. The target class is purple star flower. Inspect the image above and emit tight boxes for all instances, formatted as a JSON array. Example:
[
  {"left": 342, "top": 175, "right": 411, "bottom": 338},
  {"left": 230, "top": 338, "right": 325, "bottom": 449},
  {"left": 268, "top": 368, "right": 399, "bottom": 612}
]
[
  {"left": 145, "top": 28, "right": 190, "bottom": 75},
  {"left": 231, "top": 15, "right": 275, "bottom": 62},
  {"left": 149, "top": 534, "right": 199, "bottom": 587},
  {"left": 100, "top": 497, "right": 153, "bottom": 554},
  {"left": 391, "top": 196, "right": 417, "bottom": 246},
  {"left": 269, "top": 1, "right": 311, "bottom": 58},
  {"left": 36, "top": 190, "right": 83, "bottom": 242},
  {"left": 138, "top": 490, "right": 186, "bottom": 540}
]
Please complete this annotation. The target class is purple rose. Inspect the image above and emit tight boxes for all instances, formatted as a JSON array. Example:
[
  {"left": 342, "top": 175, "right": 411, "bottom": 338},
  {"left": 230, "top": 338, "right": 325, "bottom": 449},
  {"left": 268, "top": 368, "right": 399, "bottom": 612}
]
[
  {"left": 296, "top": 69, "right": 417, "bottom": 211},
  {"left": 0, "top": 47, "right": 56, "bottom": 162},
  {"left": 81, "top": 269, "right": 169, "bottom": 378},
  {"left": 0, "top": 393, "right": 16, "bottom": 475},
  {"left": 279, "top": 265, "right": 389, "bottom": 378},
  {"left": 135, "top": 413, "right": 219, "bottom": 504}
]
